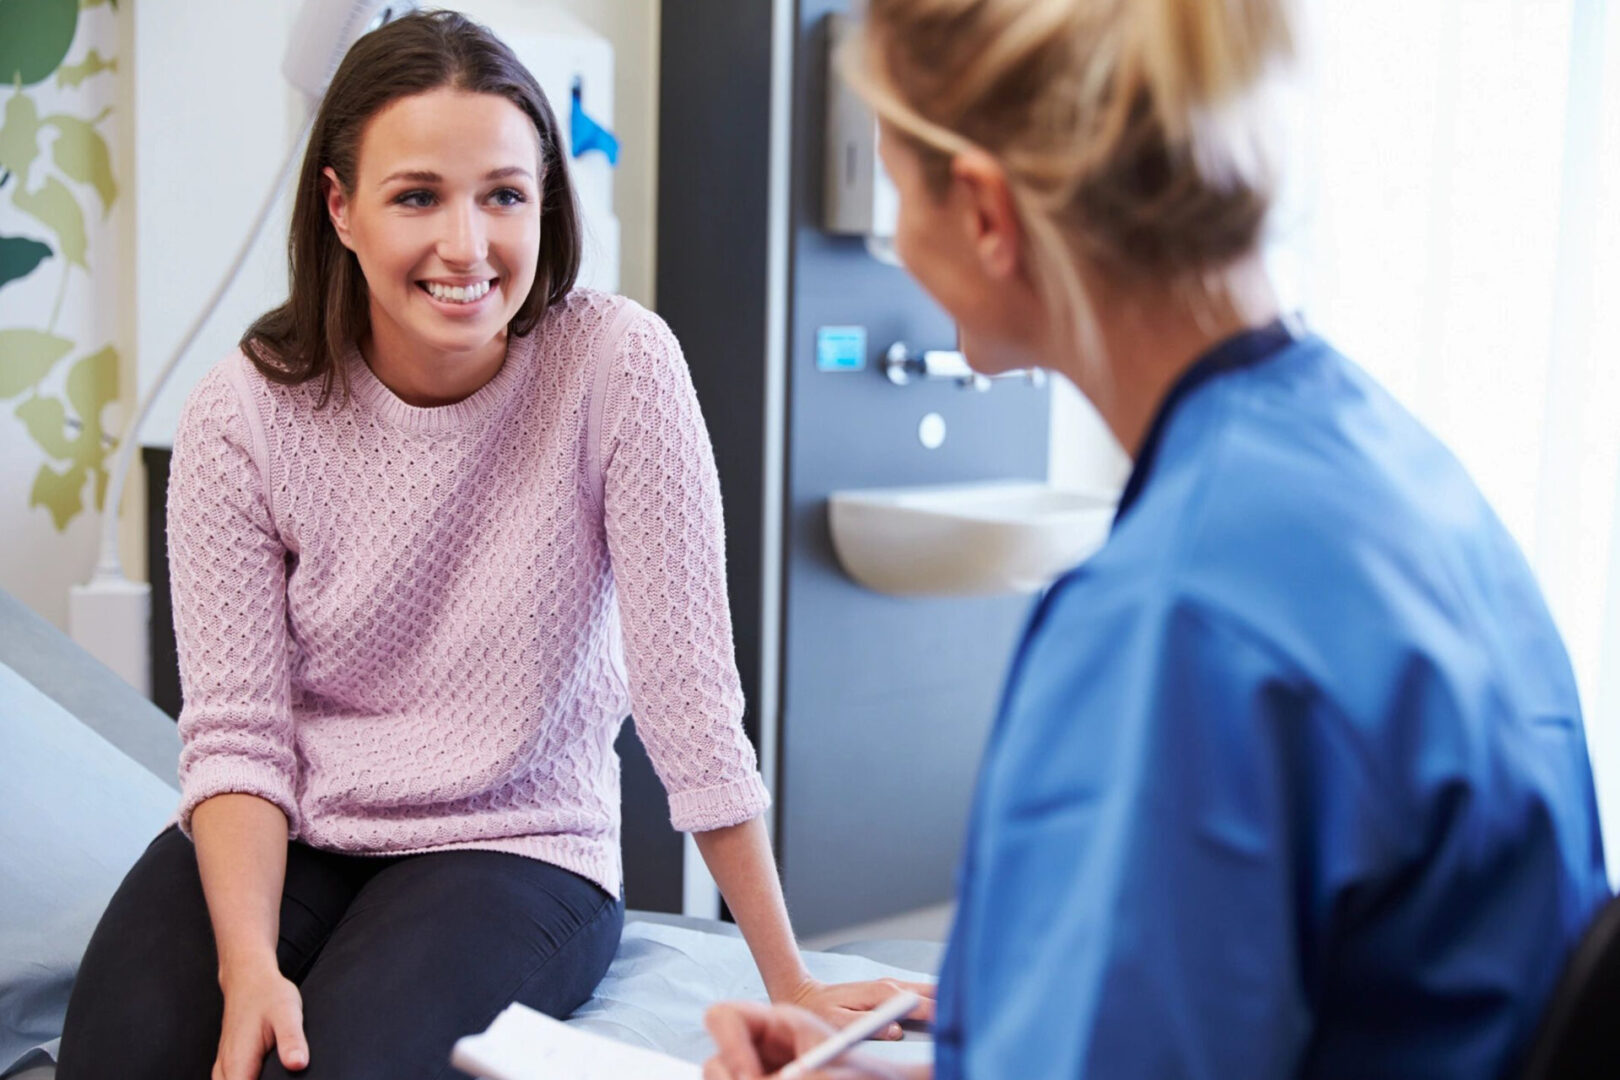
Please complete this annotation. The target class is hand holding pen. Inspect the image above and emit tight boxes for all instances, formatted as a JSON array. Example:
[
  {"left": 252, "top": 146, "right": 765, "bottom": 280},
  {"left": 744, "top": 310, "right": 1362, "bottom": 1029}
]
[{"left": 703, "top": 990, "right": 931, "bottom": 1080}]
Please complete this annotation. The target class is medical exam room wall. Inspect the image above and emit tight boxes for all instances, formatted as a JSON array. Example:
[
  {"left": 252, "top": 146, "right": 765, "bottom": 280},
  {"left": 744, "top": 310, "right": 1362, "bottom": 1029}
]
[{"left": 0, "top": 0, "right": 134, "bottom": 630}]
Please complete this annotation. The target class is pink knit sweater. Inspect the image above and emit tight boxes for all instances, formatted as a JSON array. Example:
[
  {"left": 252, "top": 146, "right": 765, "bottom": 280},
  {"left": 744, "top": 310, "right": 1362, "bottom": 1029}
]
[{"left": 167, "top": 289, "right": 769, "bottom": 896}]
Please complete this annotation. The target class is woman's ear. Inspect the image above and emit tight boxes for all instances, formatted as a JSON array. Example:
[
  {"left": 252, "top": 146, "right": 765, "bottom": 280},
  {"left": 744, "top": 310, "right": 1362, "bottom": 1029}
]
[
  {"left": 323, "top": 167, "right": 355, "bottom": 251},
  {"left": 951, "top": 149, "right": 1021, "bottom": 281}
]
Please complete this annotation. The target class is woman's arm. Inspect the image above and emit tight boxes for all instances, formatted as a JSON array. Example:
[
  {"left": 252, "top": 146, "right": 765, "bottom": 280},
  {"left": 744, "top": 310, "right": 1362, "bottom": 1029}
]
[
  {"left": 597, "top": 307, "right": 933, "bottom": 1029},
  {"left": 694, "top": 818, "right": 935, "bottom": 1033},
  {"left": 168, "top": 364, "right": 307, "bottom": 1078},
  {"left": 192, "top": 793, "right": 309, "bottom": 1079},
  {"left": 192, "top": 793, "right": 290, "bottom": 985},
  {"left": 168, "top": 362, "right": 301, "bottom": 834},
  {"left": 693, "top": 819, "right": 809, "bottom": 998}
]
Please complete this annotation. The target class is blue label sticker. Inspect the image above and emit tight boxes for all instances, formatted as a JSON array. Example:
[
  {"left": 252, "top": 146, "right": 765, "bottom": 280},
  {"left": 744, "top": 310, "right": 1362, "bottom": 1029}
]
[{"left": 816, "top": 326, "right": 867, "bottom": 372}]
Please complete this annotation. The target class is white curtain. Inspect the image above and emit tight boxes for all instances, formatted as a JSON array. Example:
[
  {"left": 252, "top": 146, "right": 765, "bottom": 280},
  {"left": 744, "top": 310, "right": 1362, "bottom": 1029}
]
[{"left": 1266, "top": 0, "right": 1620, "bottom": 870}]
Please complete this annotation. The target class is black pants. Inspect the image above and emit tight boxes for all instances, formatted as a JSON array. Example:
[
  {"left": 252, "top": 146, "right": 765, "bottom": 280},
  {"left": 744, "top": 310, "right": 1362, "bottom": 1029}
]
[{"left": 56, "top": 826, "right": 624, "bottom": 1080}]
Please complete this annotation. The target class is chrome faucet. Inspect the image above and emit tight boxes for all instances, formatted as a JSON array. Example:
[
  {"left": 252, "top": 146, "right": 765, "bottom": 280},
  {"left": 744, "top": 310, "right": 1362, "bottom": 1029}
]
[{"left": 882, "top": 342, "right": 1047, "bottom": 391}]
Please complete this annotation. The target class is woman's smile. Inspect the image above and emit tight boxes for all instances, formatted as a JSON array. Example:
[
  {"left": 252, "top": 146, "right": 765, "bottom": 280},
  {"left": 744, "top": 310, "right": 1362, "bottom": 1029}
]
[{"left": 418, "top": 276, "right": 499, "bottom": 315}]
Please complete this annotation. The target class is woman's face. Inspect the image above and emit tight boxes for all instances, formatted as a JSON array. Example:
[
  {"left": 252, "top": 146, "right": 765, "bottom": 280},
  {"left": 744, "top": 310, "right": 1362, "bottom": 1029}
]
[
  {"left": 877, "top": 120, "right": 1044, "bottom": 375},
  {"left": 325, "top": 88, "right": 542, "bottom": 371}
]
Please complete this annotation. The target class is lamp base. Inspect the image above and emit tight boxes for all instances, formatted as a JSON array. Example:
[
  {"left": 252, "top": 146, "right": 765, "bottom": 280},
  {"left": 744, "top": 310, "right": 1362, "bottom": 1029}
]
[{"left": 69, "top": 576, "right": 152, "bottom": 699}]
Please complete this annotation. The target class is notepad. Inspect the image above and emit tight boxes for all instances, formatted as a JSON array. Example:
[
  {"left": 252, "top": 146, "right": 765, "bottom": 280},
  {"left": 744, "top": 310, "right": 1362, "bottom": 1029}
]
[{"left": 451, "top": 1002, "right": 703, "bottom": 1080}]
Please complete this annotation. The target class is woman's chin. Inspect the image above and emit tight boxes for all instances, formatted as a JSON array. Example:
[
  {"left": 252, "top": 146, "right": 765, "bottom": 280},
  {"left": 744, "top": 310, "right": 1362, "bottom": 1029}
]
[{"left": 403, "top": 312, "right": 509, "bottom": 357}]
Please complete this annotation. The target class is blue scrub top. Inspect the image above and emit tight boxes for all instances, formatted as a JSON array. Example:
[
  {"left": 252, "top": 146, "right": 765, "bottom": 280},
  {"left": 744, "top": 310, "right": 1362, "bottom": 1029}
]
[{"left": 933, "top": 325, "right": 1610, "bottom": 1080}]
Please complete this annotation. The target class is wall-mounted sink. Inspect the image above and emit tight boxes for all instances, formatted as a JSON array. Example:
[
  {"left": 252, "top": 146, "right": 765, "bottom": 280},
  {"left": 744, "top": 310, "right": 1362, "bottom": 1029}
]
[{"left": 827, "top": 480, "right": 1117, "bottom": 596}]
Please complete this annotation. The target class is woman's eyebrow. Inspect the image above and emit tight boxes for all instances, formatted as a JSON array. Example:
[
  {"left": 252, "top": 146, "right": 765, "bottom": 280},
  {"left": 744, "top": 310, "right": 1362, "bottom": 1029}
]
[
  {"left": 378, "top": 166, "right": 535, "bottom": 186},
  {"left": 380, "top": 169, "right": 442, "bottom": 186}
]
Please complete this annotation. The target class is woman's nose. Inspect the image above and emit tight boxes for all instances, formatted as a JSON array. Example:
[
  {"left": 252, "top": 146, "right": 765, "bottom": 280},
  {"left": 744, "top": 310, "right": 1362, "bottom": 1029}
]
[{"left": 437, "top": 202, "right": 488, "bottom": 266}]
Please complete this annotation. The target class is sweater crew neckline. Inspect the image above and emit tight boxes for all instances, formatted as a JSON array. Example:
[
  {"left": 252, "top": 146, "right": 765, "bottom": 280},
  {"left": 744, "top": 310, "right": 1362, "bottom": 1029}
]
[{"left": 346, "top": 332, "right": 535, "bottom": 433}]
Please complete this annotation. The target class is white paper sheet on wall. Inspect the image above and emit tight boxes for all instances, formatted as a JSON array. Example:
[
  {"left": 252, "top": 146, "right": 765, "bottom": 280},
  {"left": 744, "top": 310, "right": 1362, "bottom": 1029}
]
[{"left": 451, "top": 1002, "right": 702, "bottom": 1080}]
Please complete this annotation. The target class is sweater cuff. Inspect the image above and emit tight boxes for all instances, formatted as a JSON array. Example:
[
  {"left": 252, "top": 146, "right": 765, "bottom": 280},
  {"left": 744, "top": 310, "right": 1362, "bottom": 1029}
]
[
  {"left": 669, "top": 773, "right": 772, "bottom": 833},
  {"left": 177, "top": 757, "right": 300, "bottom": 839}
]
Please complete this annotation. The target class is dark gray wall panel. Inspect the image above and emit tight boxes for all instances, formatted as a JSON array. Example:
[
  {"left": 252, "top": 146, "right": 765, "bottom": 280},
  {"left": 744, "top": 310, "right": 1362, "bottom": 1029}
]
[
  {"left": 775, "top": 2, "right": 1049, "bottom": 935},
  {"left": 656, "top": 0, "right": 775, "bottom": 754},
  {"left": 659, "top": 0, "right": 1052, "bottom": 935}
]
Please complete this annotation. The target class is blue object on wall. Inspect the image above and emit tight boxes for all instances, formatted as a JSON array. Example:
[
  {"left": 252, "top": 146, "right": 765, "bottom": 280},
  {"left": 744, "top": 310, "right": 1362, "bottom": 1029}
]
[
  {"left": 816, "top": 326, "right": 867, "bottom": 372},
  {"left": 571, "top": 78, "right": 620, "bottom": 166}
]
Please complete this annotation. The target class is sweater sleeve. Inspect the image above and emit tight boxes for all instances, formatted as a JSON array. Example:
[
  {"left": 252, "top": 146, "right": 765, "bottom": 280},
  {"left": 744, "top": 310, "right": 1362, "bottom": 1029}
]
[
  {"left": 167, "top": 360, "right": 300, "bottom": 836},
  {"left": 600, "top": 305, "right": 771, "bottom": 832}
]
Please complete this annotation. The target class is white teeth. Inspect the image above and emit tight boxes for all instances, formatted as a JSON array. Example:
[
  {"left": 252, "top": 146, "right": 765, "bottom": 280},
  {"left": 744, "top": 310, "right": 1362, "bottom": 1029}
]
[{"left": 424, "top": 280, "right": 491, "bottom": 303}]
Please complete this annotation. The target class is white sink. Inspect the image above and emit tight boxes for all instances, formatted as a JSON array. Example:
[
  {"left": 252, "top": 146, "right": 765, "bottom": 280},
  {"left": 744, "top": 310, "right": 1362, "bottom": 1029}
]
[{"left": 827, "top": 480, "right": 1117, "bottom": 597}]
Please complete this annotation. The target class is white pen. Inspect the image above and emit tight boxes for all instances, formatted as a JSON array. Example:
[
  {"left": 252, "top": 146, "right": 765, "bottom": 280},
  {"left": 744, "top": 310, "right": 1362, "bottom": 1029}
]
[{"left": 775, "top": 990, "right": 922, "bottom": 1080}]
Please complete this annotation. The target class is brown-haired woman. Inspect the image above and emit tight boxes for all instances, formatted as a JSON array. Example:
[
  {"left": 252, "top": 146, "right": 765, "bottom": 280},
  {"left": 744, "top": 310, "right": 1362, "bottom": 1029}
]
[
  {"left": 56, "top": 12, "right": 928, "bottom": 1080},
  {"left": 703, "top": 1, "right": 1607, "bottom": 1078}
]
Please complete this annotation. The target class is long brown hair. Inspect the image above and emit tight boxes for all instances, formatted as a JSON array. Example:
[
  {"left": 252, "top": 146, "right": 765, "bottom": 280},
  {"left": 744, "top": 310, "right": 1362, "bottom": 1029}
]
[{"left": 242, "top": 9, "right": 582, "bottom": 404}]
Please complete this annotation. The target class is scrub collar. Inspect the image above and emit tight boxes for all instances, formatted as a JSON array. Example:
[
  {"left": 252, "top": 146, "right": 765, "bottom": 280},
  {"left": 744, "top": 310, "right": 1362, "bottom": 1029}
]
[{"left": 1113, "top": 315, "right": 1303, "bottom": 528}]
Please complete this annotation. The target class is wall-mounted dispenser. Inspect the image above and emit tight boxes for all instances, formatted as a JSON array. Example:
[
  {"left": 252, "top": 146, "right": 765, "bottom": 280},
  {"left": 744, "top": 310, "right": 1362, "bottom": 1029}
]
[{"left": 821, "top": 13, "right": 900, "bottom": 264}]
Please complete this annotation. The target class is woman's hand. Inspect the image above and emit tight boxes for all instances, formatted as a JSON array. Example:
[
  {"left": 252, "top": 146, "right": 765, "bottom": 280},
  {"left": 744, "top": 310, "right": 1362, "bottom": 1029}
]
[
  {"left": 703, "top": 1001, "right": 924, "bottom": 1080},
  {"left": 777, "top": 977, "right": 935, "bottom": 1041},
  {"left": 213, "top": 963, "right": 309, "bottom": 1080}
]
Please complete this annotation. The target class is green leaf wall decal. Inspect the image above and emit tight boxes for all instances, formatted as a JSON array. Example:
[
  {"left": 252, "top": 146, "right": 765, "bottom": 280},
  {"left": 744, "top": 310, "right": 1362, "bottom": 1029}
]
[
  {"left": 13, "top": 174, "right": 86, "bottom": 266},
  {"left": 65, "top": 341, "right": 114, "bottom": 437},
  {"left": 45, "top": 112, "right": 114, "bottom": 211},
  {"left": 4, "top": 0, "right": 122, "bottom": 531},
  {"left": 12, "top": 347, "right": 119, "bottom": 529},
  {"left": 68, "top": 344, "right": 117, "bottom": 511},
  {"left": 0, "top": 328, "right": 72, "bottom": 396},
  {"left": 0, "top": 234, "right": 52, "bottom": 290},
  {"left": 57, "top": 50, "right": 114, "bottom": 90},
  {"left": 15, "top": 392, "right": 72, "bottom": 457},
  {"left": 29, "top": 458, "right": 85, "bottom": 530},
  {"left": 0, "top": 91, "right": 42, "bottom": 184},
  {"left": 0, "top": 0, "right": 81, "bottom": 87}
]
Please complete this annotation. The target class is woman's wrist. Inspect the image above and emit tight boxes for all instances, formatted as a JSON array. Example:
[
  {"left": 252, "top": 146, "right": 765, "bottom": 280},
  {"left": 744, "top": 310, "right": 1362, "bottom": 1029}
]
[
  {"left": 216, "top": 947, "right": 282, "bottom": 988},
  {"left": 765, "top": 969, "right": 819, "bottom": 1005}
]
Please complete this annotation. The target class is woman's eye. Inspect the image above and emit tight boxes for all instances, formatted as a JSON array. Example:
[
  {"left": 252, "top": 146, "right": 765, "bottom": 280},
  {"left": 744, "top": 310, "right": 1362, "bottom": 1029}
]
[
  {"left": 491, "top": 187, "right": 527, "bottom": 208},
  {"left": 395, "top": 190, "right": 435, "bottom": 208}
]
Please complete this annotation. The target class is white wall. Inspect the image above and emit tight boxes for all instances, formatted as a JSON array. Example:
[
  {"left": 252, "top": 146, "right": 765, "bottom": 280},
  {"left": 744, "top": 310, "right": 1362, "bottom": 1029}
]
[
  {"left": 131, "top": 0, "right": 302, "bottom": 449},
  {"left": 1048, "top": 377, "right": 1129, "bottom": 494}
]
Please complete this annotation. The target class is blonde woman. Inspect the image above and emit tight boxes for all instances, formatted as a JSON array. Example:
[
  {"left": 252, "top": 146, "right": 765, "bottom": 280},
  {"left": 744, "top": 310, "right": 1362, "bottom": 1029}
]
[{"left": 703, "top": 1, "right": 1609, "bottom": 1077}]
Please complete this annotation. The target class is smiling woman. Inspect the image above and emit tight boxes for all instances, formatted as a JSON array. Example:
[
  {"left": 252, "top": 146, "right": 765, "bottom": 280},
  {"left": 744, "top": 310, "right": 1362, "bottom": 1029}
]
[{"left": 51, "top": 11, "right": 927, "bottom": 1080}]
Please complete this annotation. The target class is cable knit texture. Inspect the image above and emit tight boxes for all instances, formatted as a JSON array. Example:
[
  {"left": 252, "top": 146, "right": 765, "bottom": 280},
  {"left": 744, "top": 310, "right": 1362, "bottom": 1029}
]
[{"left": 166, "top": 288, "right": 769, "bottom": 897}]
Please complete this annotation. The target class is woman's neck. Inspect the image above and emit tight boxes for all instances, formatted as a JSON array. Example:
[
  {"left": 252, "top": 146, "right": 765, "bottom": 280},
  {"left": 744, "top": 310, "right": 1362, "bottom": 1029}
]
[
  {"left": 361, "top": 313, "right": 509, "bottom": 408},
  {"left": 1046, "top": 256, "right": 1281, "bottom": 459}
]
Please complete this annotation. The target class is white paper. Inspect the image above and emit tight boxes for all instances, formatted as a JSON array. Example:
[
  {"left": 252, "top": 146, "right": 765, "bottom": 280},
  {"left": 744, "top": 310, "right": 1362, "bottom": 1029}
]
[{"left": 451, "top": 1002, "right": 703, "bottom": 1080}]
